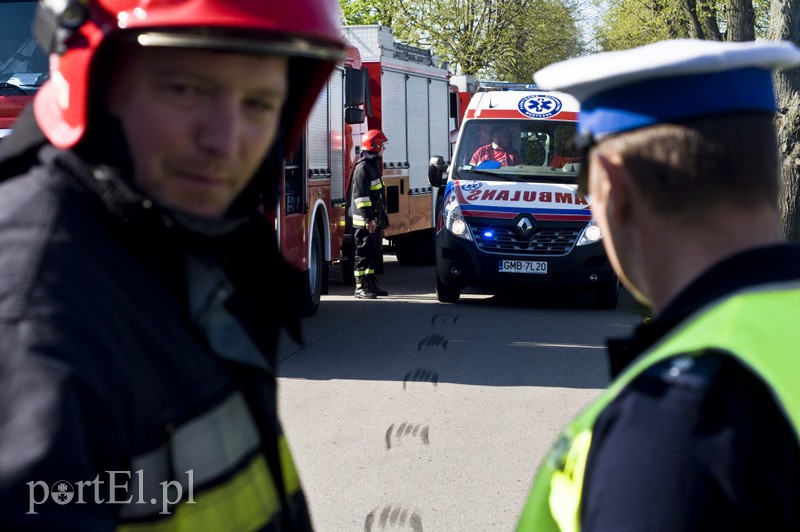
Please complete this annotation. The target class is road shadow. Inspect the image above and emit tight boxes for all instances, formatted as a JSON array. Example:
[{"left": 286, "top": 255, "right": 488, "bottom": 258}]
[
  {"left": 328, "top": 251, "right": 644, "bottom": 314},
  {"left": 277, "top": 254, "right": 645, "bottom": 390}
]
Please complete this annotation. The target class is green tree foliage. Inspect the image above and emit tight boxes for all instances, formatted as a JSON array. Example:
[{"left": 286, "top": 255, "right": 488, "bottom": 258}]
[
  {"left": 340, "top": 0, "right": 395, "bottom": 25},
  {"left": 339, "top": 0, "right": 584, "bottom": 81},
  {"left": 594, "top": 0, "right": 770, "bottom": 50},
  {"left": 492, "top": 0, "right": 585, "bottom": 82},
  {"left": 594, "top": 0, "right": 687, "bottom": 50}
]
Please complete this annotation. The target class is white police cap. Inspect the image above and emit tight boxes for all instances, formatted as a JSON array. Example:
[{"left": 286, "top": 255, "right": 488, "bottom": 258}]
[{"left": 534, "top": 39, "right": 800, "bottom": 139}]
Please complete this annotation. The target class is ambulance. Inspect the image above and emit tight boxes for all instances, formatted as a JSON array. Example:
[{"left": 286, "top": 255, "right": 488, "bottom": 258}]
[{"left": 427, "top": 82, "right": 619, "bottom": 307}]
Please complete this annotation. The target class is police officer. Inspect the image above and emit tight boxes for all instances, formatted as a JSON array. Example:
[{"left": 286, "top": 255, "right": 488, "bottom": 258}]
[
  {"left": 350, "top": 129, "right": 390, "bottom": 299},
  {"left": 517, "top": 40, "right": 800, "bottom": 530},
  {"left": 0, "top": 0, "right": 343, "bottom": 528}
]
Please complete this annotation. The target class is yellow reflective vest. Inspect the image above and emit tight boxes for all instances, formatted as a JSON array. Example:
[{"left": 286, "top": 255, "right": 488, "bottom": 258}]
[{"left": 517, "top": 283, "right": 800, "bottom": 532}]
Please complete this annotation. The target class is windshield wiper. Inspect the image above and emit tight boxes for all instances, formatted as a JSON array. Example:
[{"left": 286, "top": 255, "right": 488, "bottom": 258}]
[
  {"left": 458, "top": 168, "right": 525, "bottom": 182},
  {"left": 0, "top": 82, "right": 28, "bottom": 96},
  {"left": 530, "top": 174, "right": 577, "bottom": 185}
]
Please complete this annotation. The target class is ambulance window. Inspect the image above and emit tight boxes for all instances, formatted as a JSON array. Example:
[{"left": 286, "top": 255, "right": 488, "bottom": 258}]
[
  {"left": 459, "top": 123, "right": 490, "bottom": 166},
  {"left": 550, "top": 123, "right": 579, "bottom": 168},
  {"left": 521, "top": 130, "right": 547, "bottom": 166}
]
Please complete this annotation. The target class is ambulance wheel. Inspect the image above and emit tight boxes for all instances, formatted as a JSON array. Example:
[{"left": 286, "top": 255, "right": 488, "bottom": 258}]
[
  {"left": 595, "top": 277, "right": 619, "bottom": 309},
  {"left": 436, "top": 273, "right": 461, "bottom": 303},
  {"left": 300, "top": 222, "right": 325, "bottom": 317}
]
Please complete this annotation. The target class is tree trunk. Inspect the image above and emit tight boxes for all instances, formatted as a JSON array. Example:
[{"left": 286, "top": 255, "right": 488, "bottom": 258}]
[
  {"left": 682, "top": 0, "right": 706, "bottom": 38},
  {"left": 768, "top": 0, "right": 800, "bottom": 242},
  {"left": 727, "top": 0, "right": 755, "bottom": 41}
]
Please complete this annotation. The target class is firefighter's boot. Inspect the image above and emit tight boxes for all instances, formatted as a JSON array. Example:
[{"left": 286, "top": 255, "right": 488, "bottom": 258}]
[
  {"left": 354, "top": 278, "right": 377, "bottom": 299},
  {"left": 367, "top": 275, "right": 388, "bottom": 296}
]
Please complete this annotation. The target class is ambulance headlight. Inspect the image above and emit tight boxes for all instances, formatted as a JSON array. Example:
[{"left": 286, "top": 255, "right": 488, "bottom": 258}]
[
  {"left": 451, "top": 218, "right": 468, "bottom": 236},
  {"left": 577, "top": 219, "right": 603, "bottom": 246},
  {"left": 444, "top": 192, "right": 472, "bottom": 241}
]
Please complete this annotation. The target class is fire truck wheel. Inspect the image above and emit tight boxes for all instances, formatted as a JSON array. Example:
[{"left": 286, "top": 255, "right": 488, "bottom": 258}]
[
  {"left": 436, "top": 272, "right": 461, "bottom": 303},
  {"left": 395, "top": 231, "right": 435, "bottom": 266},
  {"left": 340, "top": 234, "right": 356, "bottom": 286},
  {"left": 300, "top": 222, "right": 325, "bottom": 317},
  {"left": 595, "top": 276, "right": 620, "bottom": 309}
]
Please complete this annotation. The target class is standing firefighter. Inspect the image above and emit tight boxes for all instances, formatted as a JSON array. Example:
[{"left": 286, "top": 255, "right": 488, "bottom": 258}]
[
  {"left": 0, "top": 0, "right": 344, "bottom": 528},
  {"left": 350, "top": 129, "right": 390, "bottom": 299},
  {"left": 517, "top": 40, "right": 800, "bottom": 531}
]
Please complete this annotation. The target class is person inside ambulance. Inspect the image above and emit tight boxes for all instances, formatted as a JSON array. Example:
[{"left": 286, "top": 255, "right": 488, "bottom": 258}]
[
  {"left": 470, "top": 125, "right": 521, "bottom": 167},
  {"left": 548, "top": 123, "right": 579, "bottom": 169},
  {"left": 0, "top": 0, "right": 344, "bottom": 528}
]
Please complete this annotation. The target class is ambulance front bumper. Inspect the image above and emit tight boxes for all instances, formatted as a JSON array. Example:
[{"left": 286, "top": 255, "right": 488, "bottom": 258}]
[{"left": 435, "top": 228, "right": 614, "bottom": 294}]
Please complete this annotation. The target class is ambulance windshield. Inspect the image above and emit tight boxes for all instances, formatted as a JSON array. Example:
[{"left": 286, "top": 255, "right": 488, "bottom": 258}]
[{"left": 454, "top": 120, "right": 580, "bottom": 183}]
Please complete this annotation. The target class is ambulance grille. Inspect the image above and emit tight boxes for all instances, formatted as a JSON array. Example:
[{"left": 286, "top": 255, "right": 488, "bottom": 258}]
[{"left": 471, "top": 225, "right": 581, "bottom": 256}]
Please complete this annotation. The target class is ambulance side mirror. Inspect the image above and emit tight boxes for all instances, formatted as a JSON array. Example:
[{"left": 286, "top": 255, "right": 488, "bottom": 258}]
[{"left": 428, "top": 156, "right": 447, "bottom": 188}]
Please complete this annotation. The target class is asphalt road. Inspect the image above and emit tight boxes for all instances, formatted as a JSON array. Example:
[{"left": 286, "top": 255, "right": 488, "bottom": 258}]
[{"left": 277, "top": 253, "right": 644, "bottom": 531}]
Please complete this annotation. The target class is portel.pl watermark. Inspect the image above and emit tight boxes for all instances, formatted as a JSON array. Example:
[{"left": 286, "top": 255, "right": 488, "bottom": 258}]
[{"left": 27, "top": 470, "right": 195, "bottom": 516}]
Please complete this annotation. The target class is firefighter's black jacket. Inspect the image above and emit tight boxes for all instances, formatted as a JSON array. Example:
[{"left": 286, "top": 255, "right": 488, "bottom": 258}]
[
  {"left": 0, "top": 110, "right": 312, "bottom": 529},
  {"left": 349, "top": 151, "right": 387, "bottom": 229}
]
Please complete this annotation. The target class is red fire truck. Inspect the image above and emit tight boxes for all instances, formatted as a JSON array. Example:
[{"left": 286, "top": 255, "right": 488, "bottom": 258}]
[{"left": 279, "top": 25, "right": 465, "bottom": 316}]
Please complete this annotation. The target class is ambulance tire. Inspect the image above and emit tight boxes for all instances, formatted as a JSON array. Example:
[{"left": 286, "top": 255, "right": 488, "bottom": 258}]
[
  {"left": 595, "top": 276, "right": 619, "bottom": 309},
  {"left": 300, "top": 222, "right": 325, "bottom": 317},
  {"left": 436, "top": 272, "right": 461, "bottom": 303}
]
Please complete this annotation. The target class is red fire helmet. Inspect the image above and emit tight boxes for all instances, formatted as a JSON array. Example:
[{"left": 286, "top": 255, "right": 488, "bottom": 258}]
[
  {"left": 32, "top": 0, "right": 346, "bottom": 149},
  {"left": 361, "top": 129, "right": 388, "bottom": 152}
]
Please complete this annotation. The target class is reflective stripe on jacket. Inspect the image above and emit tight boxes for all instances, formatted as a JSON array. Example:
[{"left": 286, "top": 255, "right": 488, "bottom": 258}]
[
  {"left": 517, "top": 282, "right": 800, "bottom": 532},
  {"left": 117, "top": 392, "right": 302, "bottom": 530}
]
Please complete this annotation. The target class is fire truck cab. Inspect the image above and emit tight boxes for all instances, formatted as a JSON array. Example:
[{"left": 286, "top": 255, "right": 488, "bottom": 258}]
[{"left": 428, "top": 82, "right": 619, "bottom": 308}]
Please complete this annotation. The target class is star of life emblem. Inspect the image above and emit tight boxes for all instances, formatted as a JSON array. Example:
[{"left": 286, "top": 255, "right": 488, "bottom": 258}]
[{"left": 518, "top": 95, "right": 563, "bottom": 118}]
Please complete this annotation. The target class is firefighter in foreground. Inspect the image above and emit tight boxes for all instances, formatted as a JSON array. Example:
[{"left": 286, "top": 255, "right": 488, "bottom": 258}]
[
  {"left": 517, "top": 40, "right": 800, "bottom": 531},
  {"left": 350, "top": 129, "right": 390, "bottom": 299},
  {"left": 0, "top": 0, "right": 343, "bottom": 528}
]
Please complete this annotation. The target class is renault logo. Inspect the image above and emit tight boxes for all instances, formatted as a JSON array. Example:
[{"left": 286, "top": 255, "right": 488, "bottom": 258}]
[{"left": 516, "top": 217, "right": 533, "bottom": 237}]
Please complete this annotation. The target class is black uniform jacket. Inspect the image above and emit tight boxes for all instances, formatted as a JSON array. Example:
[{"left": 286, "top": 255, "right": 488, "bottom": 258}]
[
  {"left": 349, "top": 151, "right": 386, "bottom": 227},
  {"left": 0, "top": 112, "right": 311, "bottom": 530},
  {"left": 583, "top": 245, "right": 800, "bottom": 531}
]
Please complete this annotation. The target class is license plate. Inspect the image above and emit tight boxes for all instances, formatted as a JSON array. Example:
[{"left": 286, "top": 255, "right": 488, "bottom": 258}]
[{"left": 498, "top": 260, "right": 548, "bottom": 274}]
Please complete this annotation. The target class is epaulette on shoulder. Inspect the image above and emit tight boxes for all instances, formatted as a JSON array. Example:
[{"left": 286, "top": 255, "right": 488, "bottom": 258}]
[{"left": 643, "top": 350, "right": 730, "bottom": 390}]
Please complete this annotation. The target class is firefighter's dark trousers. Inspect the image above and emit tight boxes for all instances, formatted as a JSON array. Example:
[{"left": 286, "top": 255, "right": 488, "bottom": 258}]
[{"left": 354, "top": 227, "right": 382, "bottom": 278}]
